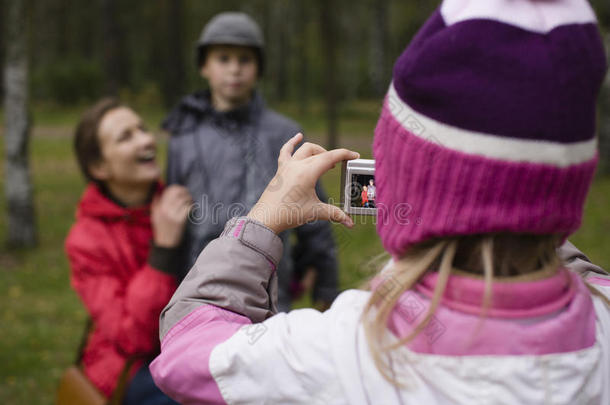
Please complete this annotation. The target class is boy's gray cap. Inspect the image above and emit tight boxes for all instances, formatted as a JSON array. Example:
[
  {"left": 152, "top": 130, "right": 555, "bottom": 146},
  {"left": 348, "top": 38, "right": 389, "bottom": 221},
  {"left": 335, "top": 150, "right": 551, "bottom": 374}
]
[{"left": 197, "top": 12, "right": 264, "bottom": 49}]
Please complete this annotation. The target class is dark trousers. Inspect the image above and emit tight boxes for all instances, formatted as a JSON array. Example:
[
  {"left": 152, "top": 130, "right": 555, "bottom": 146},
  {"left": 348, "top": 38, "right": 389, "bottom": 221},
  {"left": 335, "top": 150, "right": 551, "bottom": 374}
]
[{"left": 122, "top": 363, "right": 179, "bottom": 405}]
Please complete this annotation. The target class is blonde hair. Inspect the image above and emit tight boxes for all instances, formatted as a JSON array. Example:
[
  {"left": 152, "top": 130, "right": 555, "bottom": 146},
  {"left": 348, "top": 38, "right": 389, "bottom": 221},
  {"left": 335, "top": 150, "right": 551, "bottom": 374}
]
[{"left": 361, "top": 233, "right": 569, "bottom": 386}]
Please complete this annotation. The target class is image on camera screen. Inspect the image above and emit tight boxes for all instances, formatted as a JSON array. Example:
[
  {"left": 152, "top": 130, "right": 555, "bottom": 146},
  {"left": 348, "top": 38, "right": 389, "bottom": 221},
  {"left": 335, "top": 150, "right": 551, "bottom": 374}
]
[{"left": 350, "top": 174, "right": 376, "bottom": 209}]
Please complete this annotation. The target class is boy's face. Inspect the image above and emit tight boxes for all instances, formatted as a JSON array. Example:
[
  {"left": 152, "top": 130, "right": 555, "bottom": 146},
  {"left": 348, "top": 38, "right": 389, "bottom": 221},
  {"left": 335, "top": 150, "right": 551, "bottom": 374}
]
[{"left": 201, "top": 45, "right": 258, "bottom": 108}]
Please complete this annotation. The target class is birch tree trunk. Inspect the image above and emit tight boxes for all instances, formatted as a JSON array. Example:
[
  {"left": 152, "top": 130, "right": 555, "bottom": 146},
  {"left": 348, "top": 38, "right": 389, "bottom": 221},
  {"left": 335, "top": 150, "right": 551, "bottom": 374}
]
[{"left": 3, "top": 0, "right": 36, "bottom": 247}]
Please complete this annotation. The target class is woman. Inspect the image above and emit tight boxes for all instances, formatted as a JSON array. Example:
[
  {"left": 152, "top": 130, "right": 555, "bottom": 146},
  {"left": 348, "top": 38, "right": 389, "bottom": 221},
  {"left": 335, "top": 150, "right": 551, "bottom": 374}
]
[
  {"left": 361, "top": 185, "right": 369, "bottom": 207},
  {"left": 65, "top": 98, "right": 190, "bottom": 404}
]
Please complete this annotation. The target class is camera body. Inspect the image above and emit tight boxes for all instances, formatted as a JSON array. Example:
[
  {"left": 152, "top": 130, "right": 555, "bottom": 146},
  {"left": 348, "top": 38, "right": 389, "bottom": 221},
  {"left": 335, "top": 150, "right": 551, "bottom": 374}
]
[{"left": 341, "top": 159, "right": 377, "bottom": 216}]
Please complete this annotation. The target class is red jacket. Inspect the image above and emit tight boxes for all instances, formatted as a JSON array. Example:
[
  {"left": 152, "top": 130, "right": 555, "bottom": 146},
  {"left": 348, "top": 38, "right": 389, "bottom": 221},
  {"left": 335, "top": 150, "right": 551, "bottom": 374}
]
[
  {"left": 65, "top": 183, "right": 177, "bottom": 397},
  {"left": 361, "top": 190, "right": 368, "bottom": 206}
]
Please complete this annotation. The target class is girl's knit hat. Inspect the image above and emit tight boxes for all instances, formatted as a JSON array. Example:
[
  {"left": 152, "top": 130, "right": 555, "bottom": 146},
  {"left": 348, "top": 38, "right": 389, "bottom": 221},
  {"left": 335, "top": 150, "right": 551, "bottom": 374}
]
[{"left": 374, "top": 0, "right": 607, "bottom": 257}]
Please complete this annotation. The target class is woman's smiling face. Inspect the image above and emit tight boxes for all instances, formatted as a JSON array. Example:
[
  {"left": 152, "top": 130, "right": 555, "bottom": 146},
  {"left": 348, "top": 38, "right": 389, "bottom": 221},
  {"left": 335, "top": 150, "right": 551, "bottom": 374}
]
[{"left": 89, "top": 107, "right": 160, "bottom": 188}]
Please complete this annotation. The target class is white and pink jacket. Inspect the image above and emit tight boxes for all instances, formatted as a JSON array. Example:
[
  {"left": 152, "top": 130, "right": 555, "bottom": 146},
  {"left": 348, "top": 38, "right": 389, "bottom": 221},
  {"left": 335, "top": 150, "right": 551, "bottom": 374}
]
[{"left": 150, "top": 217, "right": 610, "bottom": 404}]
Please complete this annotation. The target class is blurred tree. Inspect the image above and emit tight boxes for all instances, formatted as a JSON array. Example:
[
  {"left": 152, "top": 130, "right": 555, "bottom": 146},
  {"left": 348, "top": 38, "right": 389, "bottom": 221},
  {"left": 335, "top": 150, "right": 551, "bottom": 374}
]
[
  {"left": 295, "top": 0, "right": 310, "bottom": 115},
  {"left": 161, "top": 0, "right": 186, "bottom": 108},
  {"left": 101, "top": 0, "right": 129, "bottom": 95},
  {"left": 369, "top": 0, "right": 389, "bottom": 96},
  {"left": 74, "top": 0, "right": 98, "bottom": 60},
  {"left": 6, "top": 0, "right": 607, "bottom": 165},
  {"left": 55, "top": 0, "right": 69, "bottom": 57},
  {"left": 340, "top": 0, "right": 363, "bottom": 100},
  {"left": 270, "top": 0, "right": 289, "bottom": 101},
  {"left": 3, "top": 0, "right": 37, "bottom": 248},
  {"left": 0, "top": 0, "right": 4, "bottom": 100},
  {"left": 256, "top": 0, "right": 275, "bottom": 101},
  {"left": 318, "top": 0, "right": 339, "bottom": 150},
  {"left": 101, "top": 0, "right": 118, "bottom": 95}
]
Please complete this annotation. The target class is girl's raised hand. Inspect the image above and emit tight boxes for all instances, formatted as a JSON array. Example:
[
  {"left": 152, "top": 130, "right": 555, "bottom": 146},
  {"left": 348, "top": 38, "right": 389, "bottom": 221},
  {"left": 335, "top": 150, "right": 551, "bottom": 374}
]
[{"left": 247, "top": 133, "right": 360, "bottom": 234}]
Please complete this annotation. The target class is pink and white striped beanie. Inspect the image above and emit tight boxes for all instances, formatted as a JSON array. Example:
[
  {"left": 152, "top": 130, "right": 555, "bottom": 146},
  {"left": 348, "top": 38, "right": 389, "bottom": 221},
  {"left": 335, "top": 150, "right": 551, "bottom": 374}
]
[{"left": 374, "top": 0, "right": 607, "bottom": 257}]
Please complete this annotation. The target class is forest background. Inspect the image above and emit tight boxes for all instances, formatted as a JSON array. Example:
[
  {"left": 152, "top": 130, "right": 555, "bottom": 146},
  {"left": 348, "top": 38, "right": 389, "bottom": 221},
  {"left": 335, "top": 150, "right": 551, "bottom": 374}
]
[{"left": 1, "top": 1, "right": 609, "bottom": 403}]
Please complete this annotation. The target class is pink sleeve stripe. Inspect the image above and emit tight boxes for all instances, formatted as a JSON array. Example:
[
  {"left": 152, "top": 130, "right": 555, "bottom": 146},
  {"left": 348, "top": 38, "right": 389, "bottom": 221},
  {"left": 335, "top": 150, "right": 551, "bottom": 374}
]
[
  {"left": 150, "top": 305, "right": 250, "bottom": 405},
  {"left": 588, "top": 276, "right": 610, "bottom": 287},
  {"left": 233, "top": 219, "right": 246, "bottom": 238}
]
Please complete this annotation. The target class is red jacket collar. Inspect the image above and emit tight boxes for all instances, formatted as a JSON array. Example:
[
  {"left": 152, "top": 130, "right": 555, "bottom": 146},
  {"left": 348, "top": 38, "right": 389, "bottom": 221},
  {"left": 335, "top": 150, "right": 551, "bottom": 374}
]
[{"left": 76, "top": 182, "right": 163, "bottom": 223}]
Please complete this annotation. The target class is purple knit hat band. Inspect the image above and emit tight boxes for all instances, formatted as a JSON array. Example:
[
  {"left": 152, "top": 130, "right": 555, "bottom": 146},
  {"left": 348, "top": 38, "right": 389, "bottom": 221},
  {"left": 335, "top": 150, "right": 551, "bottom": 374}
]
[{"left": 373, "top": 0, "right": 607, "bottom": 257}]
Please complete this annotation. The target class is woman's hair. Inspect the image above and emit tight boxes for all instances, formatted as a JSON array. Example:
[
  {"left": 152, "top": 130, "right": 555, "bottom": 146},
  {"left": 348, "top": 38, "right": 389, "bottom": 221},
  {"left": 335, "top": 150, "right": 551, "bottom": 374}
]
[
  {"left": 74, "top": 98, "right": 122, "bottom": 183},
  {"left": 361, "top": 233, "right": 565, "bottom": 386}
]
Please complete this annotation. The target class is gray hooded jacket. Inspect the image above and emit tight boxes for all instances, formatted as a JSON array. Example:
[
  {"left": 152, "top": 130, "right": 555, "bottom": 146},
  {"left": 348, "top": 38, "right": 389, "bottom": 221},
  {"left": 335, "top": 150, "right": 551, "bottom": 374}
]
[{"left": 163, "top": 90, "right": 338, "bottom": 310}]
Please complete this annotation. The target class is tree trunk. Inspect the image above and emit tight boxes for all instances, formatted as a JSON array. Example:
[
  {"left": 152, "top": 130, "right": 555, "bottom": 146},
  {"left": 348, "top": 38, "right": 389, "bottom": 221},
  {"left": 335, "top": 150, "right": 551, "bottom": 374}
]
[
  {"left": 101, "top": 0, "right": 120, "bottom": 95},
  {"left": 3, "top": 0, "right": 37, "bottom": 248},
  {"left": 340, "top": 2, "right": 360, "bottom": 101},
  {"left": 0, "top": 0, "right": 4, "bottom": 100},
  {"left": 271, "top": 0, "right": 288, "bottom": 101},
  {"left": 295, "top": 0, "right": 309, "bottom": 116},
  {"left": 55, "top": 0, "right": 69, "bottom": 57},
  {"left": 369, "top": 0, "right": 389, "bottom": 96},
  {"left": 318, "top": 0, "right": 339, "bottom": 150},
  {"left": 162, "top": 0, "right": 185, "bottom": 108}
]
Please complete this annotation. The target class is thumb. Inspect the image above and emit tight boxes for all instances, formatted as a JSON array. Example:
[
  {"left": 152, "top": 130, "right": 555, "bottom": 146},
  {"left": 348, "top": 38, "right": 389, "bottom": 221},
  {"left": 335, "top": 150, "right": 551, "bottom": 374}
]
[{"left": 316, "top": 202, "right": 354, "bottom": 228}]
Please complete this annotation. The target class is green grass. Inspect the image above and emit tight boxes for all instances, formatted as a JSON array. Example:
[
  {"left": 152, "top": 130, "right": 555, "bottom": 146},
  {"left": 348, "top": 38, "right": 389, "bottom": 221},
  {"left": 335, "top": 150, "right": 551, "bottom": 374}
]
[
  {"left": 0, "top": 101, "right": 609, "bottom": 403},
  {"left": 570, "top": 176, "right": 610, "bottom": 270},
  {"left": 0, "top": 98, "right": 383, "bottom": 138}
]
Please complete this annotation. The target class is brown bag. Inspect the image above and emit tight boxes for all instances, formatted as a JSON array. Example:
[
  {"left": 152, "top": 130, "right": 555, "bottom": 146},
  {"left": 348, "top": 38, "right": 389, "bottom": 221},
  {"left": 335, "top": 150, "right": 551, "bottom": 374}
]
[
  {"left": 56, "top": 318, "right": 135, "bottom": 405},
  {"left": 56, "top": 365, "right": 106, "bottom": 405}
]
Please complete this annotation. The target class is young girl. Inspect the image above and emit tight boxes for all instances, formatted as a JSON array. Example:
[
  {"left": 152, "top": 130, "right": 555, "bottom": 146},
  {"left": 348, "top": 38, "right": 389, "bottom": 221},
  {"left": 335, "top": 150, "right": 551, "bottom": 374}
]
[
  {"left": 65, "top": 99, "right": 191, "bottom": 404},
  {"left": 150, "top": 1, "right": 610, "bottom": 404}
]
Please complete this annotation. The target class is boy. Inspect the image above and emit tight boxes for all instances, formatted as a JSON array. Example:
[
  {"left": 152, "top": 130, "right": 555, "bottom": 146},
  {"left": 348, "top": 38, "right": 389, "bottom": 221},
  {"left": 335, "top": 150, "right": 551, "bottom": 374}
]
[
  {"left": 367, "top": 179, "right": 376, "bottom": 208},
  {"left": 163, "top": 12, "right": 338, "bottom": 311}
]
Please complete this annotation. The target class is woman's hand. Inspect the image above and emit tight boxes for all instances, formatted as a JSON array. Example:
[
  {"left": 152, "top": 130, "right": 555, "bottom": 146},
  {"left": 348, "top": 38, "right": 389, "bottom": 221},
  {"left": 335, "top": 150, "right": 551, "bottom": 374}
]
[
  {"left": 247, "top": 133, "right": 360, "bottom": 234},
  {"left": 152, "top": 185, "right": 193, "bottom": 247}
]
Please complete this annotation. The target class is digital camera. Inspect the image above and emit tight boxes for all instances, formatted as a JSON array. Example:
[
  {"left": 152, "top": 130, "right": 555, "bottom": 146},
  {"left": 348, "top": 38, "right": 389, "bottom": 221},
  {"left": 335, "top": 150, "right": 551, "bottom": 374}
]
[{"left": 340, "top": 159, "right": 376, "bottom": 216}]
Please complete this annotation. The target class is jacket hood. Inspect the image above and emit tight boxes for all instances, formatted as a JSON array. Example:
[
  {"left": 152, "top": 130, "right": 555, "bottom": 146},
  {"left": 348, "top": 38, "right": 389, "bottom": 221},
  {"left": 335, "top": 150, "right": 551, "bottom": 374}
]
[
  {"left": 329, "top": 289, "right": 606, "bottom": 405},
  {"left": 76, "top": 182, "right": 161, "bottom": 223},
  {"left": 162, "top": 89, "right": 264, "bottom": 134}
]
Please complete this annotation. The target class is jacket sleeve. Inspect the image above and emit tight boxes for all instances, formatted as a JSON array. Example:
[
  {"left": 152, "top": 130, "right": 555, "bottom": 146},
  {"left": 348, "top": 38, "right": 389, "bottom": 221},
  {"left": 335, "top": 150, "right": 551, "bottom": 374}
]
[
  {"left": 66, "top": 236, "right": 177, "bottom": 356},
  {"left": 150, "top": 217, "right": 343, "bottom": 404},
  {"left": 293, "top": 182, "right": 340, "bottom": 303},
  {"left": 157, "top": 216, "right": 282, "bottom": 340},
  {"left": 558, "top": 240, "right": 608, "bottom": 278}
]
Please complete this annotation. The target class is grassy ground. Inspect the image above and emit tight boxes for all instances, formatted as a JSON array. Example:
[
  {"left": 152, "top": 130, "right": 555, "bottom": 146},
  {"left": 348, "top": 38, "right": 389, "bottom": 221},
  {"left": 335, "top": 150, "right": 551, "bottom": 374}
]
[{"left": 0, "top": 101, "right": 609, "bottom": 404}]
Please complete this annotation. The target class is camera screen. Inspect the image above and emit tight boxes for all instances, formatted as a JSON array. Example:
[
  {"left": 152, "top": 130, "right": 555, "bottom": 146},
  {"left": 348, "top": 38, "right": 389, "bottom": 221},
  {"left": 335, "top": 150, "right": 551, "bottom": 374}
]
[
  {"left": 341, "top": 158, "right": 376, "bottom": 216},
  {"left": 350, "top": 175, "right": 376, "bottom": 208}
]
